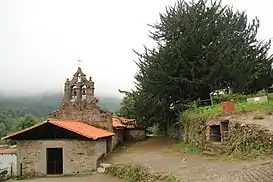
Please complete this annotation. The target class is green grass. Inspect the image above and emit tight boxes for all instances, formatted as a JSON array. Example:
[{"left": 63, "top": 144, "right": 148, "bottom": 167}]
[
  {"left": 183, "top": 95, "right": 273, "bottom": 118},
  {"left": 173, "top": 142, "right": 201, "bottom": 154},
  {"left": 105, "top": 164, "right": 181, "bottom": 182}
]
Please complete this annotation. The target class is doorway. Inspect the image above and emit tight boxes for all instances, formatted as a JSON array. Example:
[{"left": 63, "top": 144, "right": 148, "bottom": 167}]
[
  {"left": 106, "top": 137, "right": 112, "bottom": 154},
  {"left": 209, "top": 125, "right": 221, "bottom": 142},
  {"left": 46, "top": 148, "right": 63, "bottom": 174}
]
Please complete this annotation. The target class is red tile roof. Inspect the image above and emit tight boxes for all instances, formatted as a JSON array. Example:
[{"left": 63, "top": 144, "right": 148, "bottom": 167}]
[
  {"left": 207, "top": 120, "right": 220, "bottom": 126},
  {"left": 0, "top": 148, "right": 16, "bottom": 155},
  {"left": 112, "top": 117, "right": 135, "bottom": 128},
  {"left": 1, "top": 120, "right": 114, "bottom": 141}
]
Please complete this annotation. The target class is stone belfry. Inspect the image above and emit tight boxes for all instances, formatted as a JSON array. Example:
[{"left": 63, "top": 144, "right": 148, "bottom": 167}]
[
  {"left": 50, "top": 60, "right": 113, "bottom": 131},
  {"left": 63, "top": 66, "right": 95, "bottom": 103}
]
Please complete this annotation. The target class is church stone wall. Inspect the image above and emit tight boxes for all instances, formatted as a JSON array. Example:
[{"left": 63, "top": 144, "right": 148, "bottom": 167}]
[
  {"left": 16, "top": 139, "right": 107, "bottom": 175},
  {"left": 50, "top": 100, "right": 113, "bottom": 132}
]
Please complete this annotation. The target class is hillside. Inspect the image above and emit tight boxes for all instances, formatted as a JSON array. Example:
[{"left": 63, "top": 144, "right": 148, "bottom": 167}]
[{"left": 0, "top": 93, "right": 121, "bottom": 117}]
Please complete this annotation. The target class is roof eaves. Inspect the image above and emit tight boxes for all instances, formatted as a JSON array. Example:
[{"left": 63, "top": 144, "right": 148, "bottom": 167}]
[
  {"left": 1, "top": 120, "right": 48, "bottom": 140},
  {"left": 48, "top": 121, "right": 96, "bottom": 140},
  {"left": 49, "top": 121, "right": 114, "bottom": 140}
]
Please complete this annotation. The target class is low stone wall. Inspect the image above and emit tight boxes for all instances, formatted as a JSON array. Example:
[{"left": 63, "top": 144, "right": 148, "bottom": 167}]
[
  {"left": 125, "top": 129, "right": 146, "bottom": 141},
  {"left": 224, "top": 121, "right": 273, "bottom": 155},
  {"left": 246, "top": 96, "right": 268, "bottom": 103},
  {"left": 181, "top": 115, "right": 273, "bottom": 155},
  {"left": 181, "top": 116, "right": 208, "bottom": 150}
]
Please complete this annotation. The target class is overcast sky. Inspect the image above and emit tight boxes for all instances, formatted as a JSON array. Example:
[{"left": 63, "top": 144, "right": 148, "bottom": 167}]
[{"left": 0, "top": 0, "right": 272, "bottom": 98}]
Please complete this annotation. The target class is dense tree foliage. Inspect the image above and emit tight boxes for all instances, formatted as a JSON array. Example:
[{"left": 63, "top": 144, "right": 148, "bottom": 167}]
[
  {"left": 116, "top": 90, "right": 136, "bottom": 119},
  {"left": 0, "top": 111, "right": 39, "bottom": 142},
  {"left": 118, "top": 0, "right": 273, "bottom": 132}
]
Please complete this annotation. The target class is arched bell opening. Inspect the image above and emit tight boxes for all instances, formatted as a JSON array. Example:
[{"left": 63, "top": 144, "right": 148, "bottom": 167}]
[
  {"left": 81, "top": 85, "right": 87, "bottom": 100},
  {"left": 71, "top": 86, "right": 77, "bottom": 102}
]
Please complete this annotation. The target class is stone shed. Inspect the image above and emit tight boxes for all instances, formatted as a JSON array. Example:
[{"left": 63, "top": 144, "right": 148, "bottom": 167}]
[
  {"left": 1, "top": 120, "right": 114, "bottom": 175},
  {"left": 112, "top": 117, "right": 146, "bottom": 145}
]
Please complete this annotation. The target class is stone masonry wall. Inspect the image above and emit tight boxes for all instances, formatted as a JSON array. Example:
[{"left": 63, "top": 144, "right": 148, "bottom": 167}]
[
  {"left": 181, "top": 116, "right": 273, "bottom": 155},
  {"left": 16, "top": 139, "right": 107, "bottom": 175},
  {"left": 50, "top": 100, "right": 113, "bottom": 131},
  {"left": 125, "top": 129, "right": 146, "bottom": 141},
  {"left": 181, "top": 116, "right": 208, "bottom": 149},
  {"left": 224, "top": 120, "right": 273, "bottom": 154},
  {"left": 112, "top": 128, "right": 124, "bottom": 149}
]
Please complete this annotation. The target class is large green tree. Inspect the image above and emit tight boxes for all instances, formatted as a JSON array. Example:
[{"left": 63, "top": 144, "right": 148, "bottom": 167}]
[{"left": 131, "top": 0, "right": 273, "bottom": 131}]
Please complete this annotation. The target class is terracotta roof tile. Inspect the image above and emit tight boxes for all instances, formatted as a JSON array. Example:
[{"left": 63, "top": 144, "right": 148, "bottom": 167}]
[
  {"left": 1, "top": 120, "right": 114, "bottom": 141},
  {"left": 0, "top": 148, "right": 16, "bottom": 155},
  {"left": 207, "top": 120, "right": 220, "bottom": 126},
  {"left": 112, "top": 117, "right": 135, "bottom": 128},
  {"left": 49, "top": 120, "right": 114, "bottom": 140}
]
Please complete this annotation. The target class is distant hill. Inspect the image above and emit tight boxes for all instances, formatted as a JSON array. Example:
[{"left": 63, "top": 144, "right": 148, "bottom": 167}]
[{"left": 0, "top": 93, "right": 121, "bottom": 117}]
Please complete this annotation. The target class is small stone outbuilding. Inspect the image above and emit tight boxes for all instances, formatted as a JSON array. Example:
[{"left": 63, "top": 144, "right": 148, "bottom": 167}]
[
  {"left": 1, "top": 120, "right": 114, "bottom": 175},
  {"left": 112, "top": 117, "right": 146, "bottom": 145}
]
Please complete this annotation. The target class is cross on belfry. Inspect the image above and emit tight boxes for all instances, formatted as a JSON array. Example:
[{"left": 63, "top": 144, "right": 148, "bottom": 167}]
[{"left": 77, "top": 59, "right": 82, "bottom": 67}]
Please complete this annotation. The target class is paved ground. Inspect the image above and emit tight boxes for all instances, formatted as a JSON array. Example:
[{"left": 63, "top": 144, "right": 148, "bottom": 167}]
[
  {"left": 8, "top": 174, "right": 126, "bottom": 182},
  {"left": 104, "top": 136, "right": 273, "bottom": 182},
  {"left": 199, "top": 164, "right": 273, "bottom": 182}
]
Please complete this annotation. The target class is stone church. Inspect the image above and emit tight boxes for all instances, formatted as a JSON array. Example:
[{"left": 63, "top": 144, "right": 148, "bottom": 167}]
[{"left": 1, "top": 66, "right": 145, "bottom": 175}]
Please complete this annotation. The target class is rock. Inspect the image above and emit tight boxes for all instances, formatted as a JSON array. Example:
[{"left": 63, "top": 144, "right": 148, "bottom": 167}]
[
  {"left": 97, "top": 167, "right": 105, "bottom": 173},
  {"left": 100, "top": 163, "right": 112, "bottom": 168},
  {"left": 97, "top": 163, "right": 112, "bottom": 173}
]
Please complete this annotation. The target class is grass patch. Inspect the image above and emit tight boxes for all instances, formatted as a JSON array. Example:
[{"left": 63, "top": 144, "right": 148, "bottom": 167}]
[
  {"left": 173, "top": 142, "right": 201, "bottom": 154},
  {"left": 105, "top": 164, "right": 181, "bottom": 182},
  {"left": 183, "top": 99, "right": 273, "bottom": 119}
]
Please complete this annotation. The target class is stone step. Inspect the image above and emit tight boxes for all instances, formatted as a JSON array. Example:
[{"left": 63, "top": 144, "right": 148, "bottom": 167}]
[
  {"left": 205, "top": 143, "right": 222, "bottom": 152},
  {"left": 205, "top": 145, "right": 218, "bottom": 152},
  {"left": 202, "top": 150, "right": 217, "bottom": 156}
]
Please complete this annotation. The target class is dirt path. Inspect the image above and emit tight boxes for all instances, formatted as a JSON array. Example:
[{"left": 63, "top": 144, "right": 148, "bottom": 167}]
[
  {"left": 8, "top": 174, "right": 126, "bottom": 182},
  {"left": 104, "top": 137, "right": 273, "bottom": 181}
]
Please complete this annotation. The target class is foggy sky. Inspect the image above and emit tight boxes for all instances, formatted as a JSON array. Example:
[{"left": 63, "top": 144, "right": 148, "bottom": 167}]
[{"left": 0, "top": 0, "right": 272, "bottom": 98}]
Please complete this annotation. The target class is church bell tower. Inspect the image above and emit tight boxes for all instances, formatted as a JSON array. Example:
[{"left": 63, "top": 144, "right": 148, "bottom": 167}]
[{"left": 63, "top": 63, "right": 95, "bottom": 103}]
